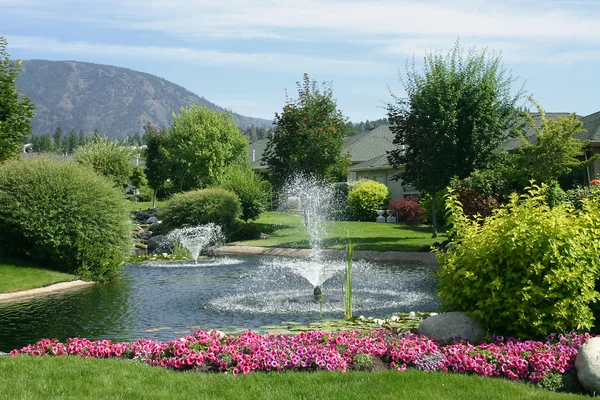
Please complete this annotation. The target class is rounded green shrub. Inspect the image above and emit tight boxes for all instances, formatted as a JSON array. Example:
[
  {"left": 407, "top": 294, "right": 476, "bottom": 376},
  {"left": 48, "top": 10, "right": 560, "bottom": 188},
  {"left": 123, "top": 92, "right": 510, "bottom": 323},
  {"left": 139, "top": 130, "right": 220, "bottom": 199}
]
[
  {"left": 347, "top": 180, "right": 391, "bottom": 221},
  {"left": 219, "top": 166, "right": 271, "bottom": 222},
  {"left": 73, "top": 138, "right": 133, "bottom": 187},
  {"left": 161, "top": 188, "right": 241, "bottom": 233},
  {"left": 437, "top": 183, "right": 600, "bottom": 338},
  {"left": 0, "top": 157, "right": 130, "bottom": 282}
]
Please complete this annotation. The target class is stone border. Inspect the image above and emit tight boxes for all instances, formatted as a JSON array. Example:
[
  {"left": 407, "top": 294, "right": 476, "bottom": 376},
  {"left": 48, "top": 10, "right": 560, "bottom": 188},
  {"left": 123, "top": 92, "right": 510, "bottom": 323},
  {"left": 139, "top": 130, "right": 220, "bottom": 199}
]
[
  {"left": 0, "top": 280, "right": 94, "bottom": 303},
  {"left": 214, "top": 245, "right": 438, "bottom": 264}
]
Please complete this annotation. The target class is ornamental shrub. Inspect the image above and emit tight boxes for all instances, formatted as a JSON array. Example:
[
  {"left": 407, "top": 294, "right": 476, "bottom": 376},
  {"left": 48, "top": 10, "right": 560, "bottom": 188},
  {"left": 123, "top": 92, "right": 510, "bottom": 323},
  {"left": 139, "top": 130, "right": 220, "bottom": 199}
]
[
  {"left": 453, "top": 185, "right": 500, "bottom": 220},
  {"left": 161, "top": 188, "right": 241, "bottom": 234},
  {"left": 0, "top": 157, "right": 130, "bottom": 282},
  {"left": 347, "top": 180, "right": 391, "bottom": 221},
  {"left": 219, "top": 166, "right": 271, "bottom": 222},
  {"left": 387, "top": 197, "right": 425, "bottom": 225},
  {"left": 437, "top": 183, "right": 600, "bottom": 338},
  {"left": 72, "top": 138, "right": 133, "bottom": 187}
]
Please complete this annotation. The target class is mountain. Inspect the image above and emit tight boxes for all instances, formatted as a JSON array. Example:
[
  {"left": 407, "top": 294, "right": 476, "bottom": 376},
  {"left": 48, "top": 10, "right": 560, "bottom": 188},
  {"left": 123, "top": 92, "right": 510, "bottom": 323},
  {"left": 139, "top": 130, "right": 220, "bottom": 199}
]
[{"left": 16, "top": 60, "right": 273, "bottom": 140}]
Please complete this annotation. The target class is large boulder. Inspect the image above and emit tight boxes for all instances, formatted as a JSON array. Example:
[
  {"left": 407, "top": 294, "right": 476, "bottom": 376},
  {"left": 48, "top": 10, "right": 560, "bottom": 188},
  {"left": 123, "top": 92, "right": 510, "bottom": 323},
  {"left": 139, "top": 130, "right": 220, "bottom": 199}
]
[
  {"left": 146, "top": 235, "right": 172, "bottom": 254},
  {"left": 576, "top": 337, "right": 600, "bottom": 394},
  {"left": 417, "top": 312, "right": 484, "bottom": 342}
]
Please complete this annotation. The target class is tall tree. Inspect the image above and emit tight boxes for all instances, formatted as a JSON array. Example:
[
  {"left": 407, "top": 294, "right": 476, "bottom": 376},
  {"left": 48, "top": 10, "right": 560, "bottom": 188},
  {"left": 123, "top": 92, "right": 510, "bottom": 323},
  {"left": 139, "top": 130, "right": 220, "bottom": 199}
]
[
  {"left": 53, "top": 127, "right": 63, "bottom": 153},
  {"left": 66, "top": 129, "right": 79, "bottom": 154},
  {"left": 0, "top": 37, "right": 34, "bottom": 161},
  {"left": 143, "top": 123, "right": 169, "bottom": 207},
  {"left": 387, "top": 41, "right": 523, "bottom": 237},
  {"left": 78, "top": 130, "right": 87, "bottom": 146},
  {"left": 165, "top": 103, "right": 248, "bottom": 192},
  {"left": 73, "top": 138, "right": 133, "bottom": 187},
  {"left": 263, "top": 73, "right": 349, "bottom": 189}
]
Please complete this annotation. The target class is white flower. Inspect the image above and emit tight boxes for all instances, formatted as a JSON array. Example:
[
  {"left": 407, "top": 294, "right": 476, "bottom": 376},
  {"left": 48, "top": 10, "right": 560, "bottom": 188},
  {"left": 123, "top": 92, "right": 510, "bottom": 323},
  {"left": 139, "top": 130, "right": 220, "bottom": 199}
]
[
  {"left": 215, "top": 330, "right": 226, "bottom": 339},
  {"left": 162, "top": 253, "right": 168, "bottom": 257},
  {"left": 390, "top": 315, "right": 400, "bottom": 322},
  {"left": 409, "top": 311, "right": 416, "bottom": 317},
  {"left": 358, "top": 315, "right": 365, "bottom": 320},
  {"left": 429, "top": 312, "right": 438, "bottom": 316}
]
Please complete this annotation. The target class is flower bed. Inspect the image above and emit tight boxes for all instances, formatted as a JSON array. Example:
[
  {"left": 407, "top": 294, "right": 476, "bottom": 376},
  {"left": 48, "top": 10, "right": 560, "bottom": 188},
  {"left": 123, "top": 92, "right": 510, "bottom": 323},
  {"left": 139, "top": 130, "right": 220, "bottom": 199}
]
[{"left": 10, "top": 329, "right": 592, "bottom": 388}]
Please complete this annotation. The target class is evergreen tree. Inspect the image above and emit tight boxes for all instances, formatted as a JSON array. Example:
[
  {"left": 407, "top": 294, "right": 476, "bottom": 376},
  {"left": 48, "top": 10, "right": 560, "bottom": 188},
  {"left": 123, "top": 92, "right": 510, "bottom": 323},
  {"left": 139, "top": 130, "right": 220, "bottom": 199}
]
[
  {"left": 78, "top": 130, "right": 86, "bottom": 146},
  {"left": 143, "top": 123, "right": 169, "bottom": 207},
  {"left": 66, "top": 130, "right": 79, "bottom": 154},
  {"left": 53, "top": 127, "right": 63, "bottom": 153}
]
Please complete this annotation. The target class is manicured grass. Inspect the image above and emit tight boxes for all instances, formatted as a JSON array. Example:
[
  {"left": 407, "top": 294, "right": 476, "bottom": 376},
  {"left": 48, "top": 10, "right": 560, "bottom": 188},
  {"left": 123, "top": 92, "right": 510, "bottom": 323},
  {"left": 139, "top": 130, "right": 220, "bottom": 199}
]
[
  {"left": 231, "top": 212, "right": 446, "bottom": 252},
  {"left": 0, "top": 255, "right": 76, "bottom": 294},
  {"left": 0, "top": 357, "right": 586, "bottom": 400}
]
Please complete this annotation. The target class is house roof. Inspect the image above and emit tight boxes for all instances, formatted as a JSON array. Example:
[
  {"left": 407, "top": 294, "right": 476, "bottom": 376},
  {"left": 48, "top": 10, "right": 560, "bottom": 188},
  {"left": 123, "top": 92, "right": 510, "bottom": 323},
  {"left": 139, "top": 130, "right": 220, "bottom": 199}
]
[
  {"left": 342, "top": 124, "right": 395, "bottom": 163},
  {"left": 348, "top": 154, "right": 392, "bottom": 171},
  {"left": 580, "top": 111, "right": 600, "bottom": 143},
  {"left": 248, "top": 139, "right": 269, "bottom": 171}
]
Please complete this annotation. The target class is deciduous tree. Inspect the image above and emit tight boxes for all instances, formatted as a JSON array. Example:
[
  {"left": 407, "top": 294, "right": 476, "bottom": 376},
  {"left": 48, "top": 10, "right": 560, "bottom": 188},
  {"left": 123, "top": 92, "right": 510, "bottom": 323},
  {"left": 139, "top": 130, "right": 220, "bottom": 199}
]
[
  {"left": 387, "top": 41, "right": 523, "bottom": 237},
  {"left": 0, "top": 36, "right": 34, "bottom": 161},
  {"left": 263, "top": 73, "right": 349, "bottom": 189}
]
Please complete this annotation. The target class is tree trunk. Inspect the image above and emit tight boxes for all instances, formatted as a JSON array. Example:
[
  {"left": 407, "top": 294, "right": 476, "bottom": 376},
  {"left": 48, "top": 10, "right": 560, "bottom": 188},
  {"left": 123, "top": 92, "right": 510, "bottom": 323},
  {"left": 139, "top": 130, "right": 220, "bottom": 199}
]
[
  {"left": 431, "top": 195, "right": 438, "bottom": 238},
  {"left": 152, "top": 189, "right": 157, "bottom": 208}
]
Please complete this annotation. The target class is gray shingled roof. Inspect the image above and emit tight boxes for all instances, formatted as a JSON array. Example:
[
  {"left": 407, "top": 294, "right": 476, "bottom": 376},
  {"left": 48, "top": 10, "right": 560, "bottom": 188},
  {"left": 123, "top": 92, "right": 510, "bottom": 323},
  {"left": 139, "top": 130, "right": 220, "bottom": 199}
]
[
  {"left": 580, "top": 111, "right": 600, "bottom": 143},
  {"left": 342, "top": 125, "right": 395, "bottom": 163},
  {"left": 248, "top": 139, "right": 269, "bottom": 171}
]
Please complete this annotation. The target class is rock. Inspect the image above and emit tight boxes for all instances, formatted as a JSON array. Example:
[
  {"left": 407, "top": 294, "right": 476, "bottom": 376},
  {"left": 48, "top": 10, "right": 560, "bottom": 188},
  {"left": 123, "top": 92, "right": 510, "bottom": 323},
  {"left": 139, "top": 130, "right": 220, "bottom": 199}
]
[
  {"left": 576, "top": 337, "right": 600, "bottom": 394},
  {"left": 145, "top": 216, "right": 158, "bottom": 224},
  {"left": 417, "top": 312, "right": 484, "bottom": 342},
  {"left": 149, "top": 221, "right": 163, "bottom": 234},
  {"left": 147, "top": 235, "right": 172, "bottom": 254},
  {"left": 135, "top": 242, "right": 148, "bottom": 250}
]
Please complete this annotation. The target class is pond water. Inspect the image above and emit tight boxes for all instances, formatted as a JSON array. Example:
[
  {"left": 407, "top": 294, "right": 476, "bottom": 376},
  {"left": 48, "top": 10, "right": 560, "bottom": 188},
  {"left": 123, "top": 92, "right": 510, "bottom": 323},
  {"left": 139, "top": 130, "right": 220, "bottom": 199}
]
[{"left": 0, "top": 255, "right": 440, "bottom": 352}]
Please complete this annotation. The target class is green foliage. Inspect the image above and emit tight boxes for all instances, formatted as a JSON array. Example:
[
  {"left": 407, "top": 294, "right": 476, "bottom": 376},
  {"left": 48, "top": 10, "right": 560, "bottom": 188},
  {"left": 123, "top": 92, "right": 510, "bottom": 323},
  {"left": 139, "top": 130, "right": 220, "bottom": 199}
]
[
  {"left": 161, "top": 188, "right": 242, "bottom": 233},
  {"left": 437, "top": 183, "right": 600, "bottom": 338},
  {"left": 328, "top": 182, "right": 350, "bottom": 221},
  {"left": 0, "top": 157, "right": 130, "bottom": 282},
  {"left": 420, "top": 191, "right": 447, "bottom": 225},
  {"left": 73, "top": 138, "right": 133, "bottom": 187},
  {"left": 219, "top": 165, "right": 272, "bottom": 222},
  {"left": 165, "top": 103, "right": 248, "bottom": 192},
  {"left": 347, "top": 180, "right": 391, "bottom": 222},
  {"left": 142, "top": 124, "right": 169, "bottom": 206},
  {"left": 514, "top": 99, "right": 590, "bottom": 184},
  {"left": 387, "top": 40, "right": 523, "bottom": 236},
  {"left": 264, "top": 73, "right": 350, "bottom": 189},
  {"left": 0, "top": 37, "right": 34, "bottom": 161}
]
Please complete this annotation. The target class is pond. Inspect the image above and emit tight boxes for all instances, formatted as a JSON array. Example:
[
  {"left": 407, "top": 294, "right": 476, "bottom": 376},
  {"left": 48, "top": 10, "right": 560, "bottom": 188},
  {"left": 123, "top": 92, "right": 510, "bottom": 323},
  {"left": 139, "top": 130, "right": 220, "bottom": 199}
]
[{"left": 0, "top": 255, "right": 440, "bottom": 352}]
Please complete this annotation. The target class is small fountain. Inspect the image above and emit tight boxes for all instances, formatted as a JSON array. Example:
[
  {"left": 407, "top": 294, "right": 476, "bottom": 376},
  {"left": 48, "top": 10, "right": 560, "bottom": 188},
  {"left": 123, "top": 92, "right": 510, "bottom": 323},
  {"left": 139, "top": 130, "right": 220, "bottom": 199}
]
[{"left": 166, "top": 224, "right": 224, "bottom": 262}]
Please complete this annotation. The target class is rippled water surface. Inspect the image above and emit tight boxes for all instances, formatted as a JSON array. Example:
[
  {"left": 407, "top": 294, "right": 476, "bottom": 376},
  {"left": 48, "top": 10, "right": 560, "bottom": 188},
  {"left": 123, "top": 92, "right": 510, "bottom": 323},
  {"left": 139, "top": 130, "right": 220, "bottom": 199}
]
[{"left": 0, "top": 255, "right": 440, "bottom": 352}]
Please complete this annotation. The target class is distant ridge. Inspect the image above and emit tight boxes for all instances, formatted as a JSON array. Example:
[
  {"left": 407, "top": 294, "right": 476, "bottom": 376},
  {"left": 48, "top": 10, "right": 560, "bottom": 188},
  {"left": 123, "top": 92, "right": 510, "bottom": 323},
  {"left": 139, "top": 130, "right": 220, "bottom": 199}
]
[{"left": 16, "top": 60, "right": 273, "bottom": 139}]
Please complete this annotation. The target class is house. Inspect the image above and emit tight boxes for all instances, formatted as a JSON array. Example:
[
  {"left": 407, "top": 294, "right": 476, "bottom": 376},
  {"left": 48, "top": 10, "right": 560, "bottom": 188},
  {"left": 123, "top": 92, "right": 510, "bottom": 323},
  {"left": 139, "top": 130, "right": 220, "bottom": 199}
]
[
  {"left": 248, "top": 124, "right": 417, "bottom": 200},
  {"left": 248, "top": 110, "right": 600, "bottom": 200}
]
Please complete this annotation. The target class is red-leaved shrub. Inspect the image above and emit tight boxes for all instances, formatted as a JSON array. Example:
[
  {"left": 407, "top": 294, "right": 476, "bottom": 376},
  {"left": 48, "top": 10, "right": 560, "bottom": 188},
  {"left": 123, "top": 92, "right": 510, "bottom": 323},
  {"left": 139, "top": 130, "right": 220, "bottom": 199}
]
[
  {"left": 455, "top": 186, "right": 500, "bottom": 220},
  {"left": 388, "top": 197, "right": 425, "bottom": 225}
]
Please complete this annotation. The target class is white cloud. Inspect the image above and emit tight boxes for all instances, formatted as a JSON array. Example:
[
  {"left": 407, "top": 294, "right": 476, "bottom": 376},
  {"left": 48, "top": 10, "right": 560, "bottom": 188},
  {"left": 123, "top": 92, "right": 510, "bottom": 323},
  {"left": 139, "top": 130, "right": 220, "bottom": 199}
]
[{"left": 8, "top": 36, "right": 395, "bottom": 76}]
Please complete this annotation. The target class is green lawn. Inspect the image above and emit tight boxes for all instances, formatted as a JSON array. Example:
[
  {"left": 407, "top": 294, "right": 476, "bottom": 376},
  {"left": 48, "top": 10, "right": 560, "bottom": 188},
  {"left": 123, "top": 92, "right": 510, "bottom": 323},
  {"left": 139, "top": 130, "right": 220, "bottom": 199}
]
[
  {"left": 231, "top": 212, "right": 446, "bottom": 252},
  {"left": 0, "top": 356, "right": 586, "bottom": 400},
  {"left": 0, "top": 254, "right": 76, "bottom": 294}
]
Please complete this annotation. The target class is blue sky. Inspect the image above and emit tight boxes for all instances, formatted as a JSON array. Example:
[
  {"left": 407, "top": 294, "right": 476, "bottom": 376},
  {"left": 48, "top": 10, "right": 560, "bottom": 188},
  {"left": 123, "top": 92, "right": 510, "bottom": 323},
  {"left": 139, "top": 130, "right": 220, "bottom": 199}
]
[{"left": 1, "top": 0, "right": 598, "bottom": 123}]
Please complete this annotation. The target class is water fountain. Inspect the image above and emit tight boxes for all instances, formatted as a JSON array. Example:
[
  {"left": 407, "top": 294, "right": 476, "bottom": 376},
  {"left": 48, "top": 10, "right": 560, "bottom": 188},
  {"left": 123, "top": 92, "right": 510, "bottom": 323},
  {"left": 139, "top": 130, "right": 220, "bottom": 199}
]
[
  {"left": 166, "top": 224, "right": 224, "bottom": 262},
  {"left": 278, "top": 174, "right": 344, "bottom": 300}
]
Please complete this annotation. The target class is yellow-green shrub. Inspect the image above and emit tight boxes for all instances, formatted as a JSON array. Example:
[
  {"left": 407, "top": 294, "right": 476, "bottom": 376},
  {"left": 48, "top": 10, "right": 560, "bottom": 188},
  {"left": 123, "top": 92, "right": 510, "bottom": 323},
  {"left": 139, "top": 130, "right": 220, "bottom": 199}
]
[
  {"left": 0, "top": 157, "right": 130, "bottom": 282},
  {"left": 437, "top": 183, "right": 600, "bottom": 338},
  {"left": 347, "top": 180, "right": 391, "bottom": 221}
]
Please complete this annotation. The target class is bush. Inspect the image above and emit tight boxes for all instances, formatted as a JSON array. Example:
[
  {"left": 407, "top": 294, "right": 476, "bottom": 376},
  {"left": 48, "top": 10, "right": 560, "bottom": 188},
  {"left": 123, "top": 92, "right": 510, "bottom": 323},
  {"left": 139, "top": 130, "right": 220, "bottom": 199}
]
[
  {"left": 73, "top": 139, "right": 133, "bottom": 187},
  {"left": 0, "top": 157, "right": 130, "bottom": 282},
  {"left": 219, "top": 166, "right": 271, "bottom": 222},
  {"left": 387, "top": 197, "right": 425, "bottom": 225},
  {"left": 347, "top": 180, "right": 391, "bottom": 221},
  {"left": 453, "top": 185, "right": 500, "bottom": 220},
  {"left": 437, "top": 183, "right": 600, "bottom": 338},
  {"left": 161, "top": 188, "right": 241, "bottom": 234}
]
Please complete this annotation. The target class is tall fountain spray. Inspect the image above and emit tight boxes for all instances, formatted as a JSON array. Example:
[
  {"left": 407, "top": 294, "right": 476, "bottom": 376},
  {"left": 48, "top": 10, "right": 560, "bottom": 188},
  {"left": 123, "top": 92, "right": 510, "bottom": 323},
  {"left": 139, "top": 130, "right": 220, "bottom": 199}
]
[{"left": 280, "top": 174, "right": 343, "bottom": 297}]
